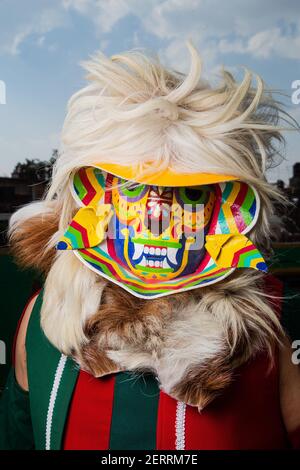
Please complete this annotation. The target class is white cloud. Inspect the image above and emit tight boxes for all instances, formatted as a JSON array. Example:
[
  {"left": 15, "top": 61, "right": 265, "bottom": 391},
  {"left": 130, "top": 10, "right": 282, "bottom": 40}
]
[
  {"left": 36, "top": 35, "right": 46, "bottom": 47},
  {"left": 0, "top": 3, "right": 68, "bottom": 55},
  {"left": 95, "top": 0, "right": 131, "bottom": 34},
  {"left": 219, "top": 28, "right": 300, "bottom": 60},
  {"left": 59, "top": 0, "right": 300, "bottom": 72},
  {"left": 62, "top": 0, "right": 91, "bottom": 14},
  {"left": 7, "top": 27, "right": 32, "bottom": 56},
  {"left": 1, "top": 0, "right": 299, "bottom": 178},
  {"left": 142, "top": 0, "right": 202, "bottom": 40},
  {"left": 63, "top": 0, "right": 131, "bottom": 34},
  {"left": 2, "top": 0, "right": 300, "bottom": 66},
  {"left": 143, "top": 0, "right": 300, "bottom": 67}
]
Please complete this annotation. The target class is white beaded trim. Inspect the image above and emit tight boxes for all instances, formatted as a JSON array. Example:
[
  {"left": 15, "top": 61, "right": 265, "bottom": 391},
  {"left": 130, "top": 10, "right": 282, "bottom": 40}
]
[
  {"left": 45, "top": 354, "right": 67, "bottom": 450},
  {"left": 175, "top": 401, "right": 186, "bottom": 450}
]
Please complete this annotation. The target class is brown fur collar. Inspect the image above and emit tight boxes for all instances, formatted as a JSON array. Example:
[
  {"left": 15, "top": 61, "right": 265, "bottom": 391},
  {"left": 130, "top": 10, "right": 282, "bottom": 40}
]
[
  {"left": 9, "top": 209, "right": 59, "bottom": 275},
  {"left": 10, "top": 210, "right": 280, "bottom": 410},
  {"left": 80, "top": 300, "right": 234, "bottom": 410},
  {"left": 78, "top": 281, "right": 278, "bottom": 410}
]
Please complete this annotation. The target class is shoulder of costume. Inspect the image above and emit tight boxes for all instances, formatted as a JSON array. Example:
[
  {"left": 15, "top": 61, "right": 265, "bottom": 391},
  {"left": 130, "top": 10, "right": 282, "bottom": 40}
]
[{"left": 25, "top": 288, "right": 79, "bottom": 450}]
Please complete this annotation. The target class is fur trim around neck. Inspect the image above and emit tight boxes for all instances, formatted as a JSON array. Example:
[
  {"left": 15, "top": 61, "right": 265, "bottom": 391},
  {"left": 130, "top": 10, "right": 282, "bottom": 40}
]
[
  {"left": 77, "top": 276, "right": 281, "bottom": 410},
  {"left": 9, "top": 207, "right": 283, "bottom": 410}
]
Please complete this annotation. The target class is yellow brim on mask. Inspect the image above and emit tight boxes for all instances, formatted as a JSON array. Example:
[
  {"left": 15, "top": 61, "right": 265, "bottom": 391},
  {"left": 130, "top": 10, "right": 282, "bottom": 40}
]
[{"left": 93, "top": 162, "right": 238, "bottom": 187}]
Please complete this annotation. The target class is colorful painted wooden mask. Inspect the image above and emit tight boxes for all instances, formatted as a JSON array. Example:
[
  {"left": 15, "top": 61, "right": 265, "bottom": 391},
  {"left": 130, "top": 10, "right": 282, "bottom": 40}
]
[{"left": 57, "top": 166, "right": 266, "bottom": 298}]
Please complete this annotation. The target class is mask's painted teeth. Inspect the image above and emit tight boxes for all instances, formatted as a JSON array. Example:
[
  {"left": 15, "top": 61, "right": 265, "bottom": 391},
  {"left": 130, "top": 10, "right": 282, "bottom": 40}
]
[
  {"left": 146, "top": 259, "right": 165, "bottom": 268},
  {"left": 132, "top": 242, "right": 178, "bottom": 269}
]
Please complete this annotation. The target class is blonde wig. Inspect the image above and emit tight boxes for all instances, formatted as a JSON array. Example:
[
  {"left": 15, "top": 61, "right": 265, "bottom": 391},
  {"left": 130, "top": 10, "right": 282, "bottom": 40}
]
[{"left": 9, "top": 42, "right": 295, "bottom": 408}]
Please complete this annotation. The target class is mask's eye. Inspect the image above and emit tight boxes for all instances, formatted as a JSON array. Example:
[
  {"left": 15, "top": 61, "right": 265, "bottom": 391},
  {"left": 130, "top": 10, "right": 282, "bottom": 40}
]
[
  {"left": 119, "top": 179, "right": 148, "bottom": 200},
  {"left": 178, "top": 186, "right": 211, "bottom": 205},
  {"left": 183, "top": 188, "right": 203, "bottom": 203}
]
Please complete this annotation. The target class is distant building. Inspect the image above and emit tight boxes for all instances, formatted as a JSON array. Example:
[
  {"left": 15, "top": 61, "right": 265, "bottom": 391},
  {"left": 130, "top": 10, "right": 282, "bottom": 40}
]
[
  {"left": 289, "top": 162, "right": 300, "bottom": 199},
  {"left": 0, "top": 177, "right": 47, "bottom": 246},
  {"left": 0, "top": 177, "right": 46, "bottom": 212},
  {"left": 272, "top": 163, "right": 300, "bottom": 242}
]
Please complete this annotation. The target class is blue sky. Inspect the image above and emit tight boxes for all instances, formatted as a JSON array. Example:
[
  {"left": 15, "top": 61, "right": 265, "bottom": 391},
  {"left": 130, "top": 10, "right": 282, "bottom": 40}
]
[{"left": 0, "top": 0, "right": 299, "bottom": 182}]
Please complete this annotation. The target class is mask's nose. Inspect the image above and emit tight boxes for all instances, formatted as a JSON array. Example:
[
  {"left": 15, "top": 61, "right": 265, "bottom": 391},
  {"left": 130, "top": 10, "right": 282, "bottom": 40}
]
[{"left": 144, "top": 186, "right": 173, "bottom": 236}]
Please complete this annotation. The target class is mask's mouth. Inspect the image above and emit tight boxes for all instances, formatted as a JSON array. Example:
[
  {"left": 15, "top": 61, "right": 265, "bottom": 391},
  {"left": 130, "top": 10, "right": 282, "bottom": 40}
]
[
  {"left": 133, "top": 245, "right": 178, "bottom": 272},
  {"left": 122, "top": 229, "right": 194, "bottom": 279},
  {"left": 131, "top": 238, "right": 181, "bottom": 272}
]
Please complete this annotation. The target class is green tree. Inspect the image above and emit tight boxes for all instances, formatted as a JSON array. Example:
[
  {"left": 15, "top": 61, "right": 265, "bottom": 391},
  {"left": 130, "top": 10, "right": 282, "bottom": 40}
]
[{"left": 11, "top": 149, "right": 58, "bottom": 182}]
